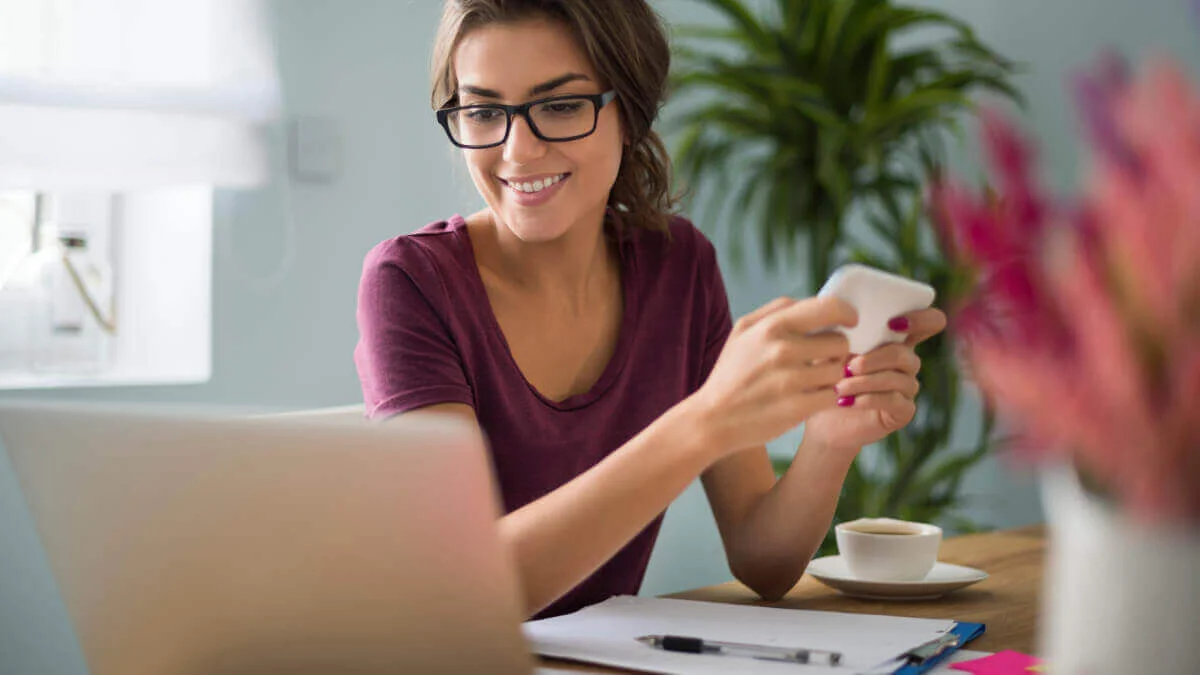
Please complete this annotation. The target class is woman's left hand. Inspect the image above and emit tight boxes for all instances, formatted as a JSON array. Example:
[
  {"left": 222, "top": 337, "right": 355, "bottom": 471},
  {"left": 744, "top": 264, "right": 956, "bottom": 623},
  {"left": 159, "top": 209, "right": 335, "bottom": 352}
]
[{"left": 801, "top": 308, "right": 948, "bottom": 455}]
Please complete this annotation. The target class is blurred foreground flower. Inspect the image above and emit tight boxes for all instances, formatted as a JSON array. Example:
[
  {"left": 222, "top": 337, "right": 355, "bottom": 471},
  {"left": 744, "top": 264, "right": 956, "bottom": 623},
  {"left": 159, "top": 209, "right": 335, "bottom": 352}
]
[{"left": 933, "top": 54, "right": 1200, "bottom": 524}]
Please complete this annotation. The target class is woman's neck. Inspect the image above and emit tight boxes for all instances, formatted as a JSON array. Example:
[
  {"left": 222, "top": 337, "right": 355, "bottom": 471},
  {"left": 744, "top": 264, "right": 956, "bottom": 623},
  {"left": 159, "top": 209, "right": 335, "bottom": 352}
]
[{"left": 470, "top": 208, "right": 618, "bottom": 316}]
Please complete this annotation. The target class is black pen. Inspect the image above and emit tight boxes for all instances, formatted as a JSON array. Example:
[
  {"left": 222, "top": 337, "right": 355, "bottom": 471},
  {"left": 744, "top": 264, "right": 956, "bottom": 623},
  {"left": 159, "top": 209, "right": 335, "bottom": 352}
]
[{"left": 636, "top": 634, "right": 844, "bottom": 666}]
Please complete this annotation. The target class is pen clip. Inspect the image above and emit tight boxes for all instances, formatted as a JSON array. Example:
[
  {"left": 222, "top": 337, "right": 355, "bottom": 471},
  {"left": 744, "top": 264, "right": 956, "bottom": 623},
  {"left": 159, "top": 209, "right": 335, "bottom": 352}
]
[{"left": 904, "top": 632, "right": 960, "bottom": 665}]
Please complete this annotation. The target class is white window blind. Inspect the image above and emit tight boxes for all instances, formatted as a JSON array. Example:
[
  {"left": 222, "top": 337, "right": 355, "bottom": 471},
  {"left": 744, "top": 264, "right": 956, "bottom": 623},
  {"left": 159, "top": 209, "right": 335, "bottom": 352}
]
[{"left": 0, "top": 0, "right": 280, "bottom": 190}]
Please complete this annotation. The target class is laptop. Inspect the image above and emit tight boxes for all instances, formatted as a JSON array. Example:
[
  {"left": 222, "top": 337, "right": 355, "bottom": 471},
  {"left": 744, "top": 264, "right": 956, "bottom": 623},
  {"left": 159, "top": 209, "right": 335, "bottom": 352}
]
[{"left": 0, "top": 402, "right": 535, "bottom": 675}]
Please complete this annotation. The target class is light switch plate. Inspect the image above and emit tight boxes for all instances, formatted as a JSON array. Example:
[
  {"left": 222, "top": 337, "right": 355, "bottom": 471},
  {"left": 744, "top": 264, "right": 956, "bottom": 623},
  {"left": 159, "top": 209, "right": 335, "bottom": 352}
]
[{"left": 288, "top": 116, "right": 342, "bottom": 184}]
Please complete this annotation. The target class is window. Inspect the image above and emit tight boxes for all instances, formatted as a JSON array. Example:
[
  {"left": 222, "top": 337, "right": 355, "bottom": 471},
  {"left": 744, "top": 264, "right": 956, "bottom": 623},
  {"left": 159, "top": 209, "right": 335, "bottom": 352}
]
[{"left": 0, "top": 0, "right": 278, "bottom": 388}]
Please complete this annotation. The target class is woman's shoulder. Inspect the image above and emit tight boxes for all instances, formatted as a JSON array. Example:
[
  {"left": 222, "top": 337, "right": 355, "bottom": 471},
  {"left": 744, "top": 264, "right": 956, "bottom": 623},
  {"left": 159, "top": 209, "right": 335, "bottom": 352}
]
[
  {"left": 362, "top": 214, "right": 472, "bottom": 278},
  {"left": 668, "top": 214, "right": 717, "bottom": 253},
  {"left": 358, "top": 214, "right": 477, "bottom": 314},
  {"left": 630, "top": 213, "right": 719, "bottom": 270}
]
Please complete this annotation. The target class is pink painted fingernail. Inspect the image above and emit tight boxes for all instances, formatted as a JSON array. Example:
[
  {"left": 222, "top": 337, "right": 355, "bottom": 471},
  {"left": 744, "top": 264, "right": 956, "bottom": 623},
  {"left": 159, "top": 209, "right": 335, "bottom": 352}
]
[
  {"left": 837, "top": 396, "right": 856, "bottom": 407},
  {"left": 888, "top": 316, "right": 910, "bottom": 332},
  {"left": 844, "top": 365, "right": 854, "bottom": 378}
]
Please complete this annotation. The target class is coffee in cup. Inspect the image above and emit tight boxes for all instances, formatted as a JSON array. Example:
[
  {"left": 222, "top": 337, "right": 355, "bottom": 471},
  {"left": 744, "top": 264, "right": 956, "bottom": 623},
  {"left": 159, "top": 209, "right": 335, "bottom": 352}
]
[{"left": 834, "top": 517, "right": 941, "bottom": 581}]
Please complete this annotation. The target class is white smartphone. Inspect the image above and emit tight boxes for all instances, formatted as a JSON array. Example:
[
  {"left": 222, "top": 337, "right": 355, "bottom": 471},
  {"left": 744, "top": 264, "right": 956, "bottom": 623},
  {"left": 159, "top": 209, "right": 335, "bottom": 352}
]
[{"left": 817, "top": 264, "right": 936, "bottom": 354}]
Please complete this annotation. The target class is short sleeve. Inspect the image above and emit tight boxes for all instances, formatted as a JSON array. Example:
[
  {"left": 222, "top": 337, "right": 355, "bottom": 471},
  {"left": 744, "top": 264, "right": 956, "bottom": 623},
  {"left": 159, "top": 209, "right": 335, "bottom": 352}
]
[
  {"left": 354, "top": 242, "right": 474, "bottom": 419},
  {"left": 695, "top": 231, "right": 733, "bottom": 387}
]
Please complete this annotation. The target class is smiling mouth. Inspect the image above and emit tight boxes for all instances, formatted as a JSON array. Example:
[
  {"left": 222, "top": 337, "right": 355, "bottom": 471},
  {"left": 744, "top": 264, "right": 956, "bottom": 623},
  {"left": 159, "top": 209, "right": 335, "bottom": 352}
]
[{"left": 500, "top": 173, "right": 569, "bottom": 194}]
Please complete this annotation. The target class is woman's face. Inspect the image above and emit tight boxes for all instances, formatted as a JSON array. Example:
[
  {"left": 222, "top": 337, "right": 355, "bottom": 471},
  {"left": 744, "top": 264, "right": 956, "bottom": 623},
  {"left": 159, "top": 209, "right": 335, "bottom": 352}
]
[{"left": 452, "top": 19, "right": 624, "bottom": 244}]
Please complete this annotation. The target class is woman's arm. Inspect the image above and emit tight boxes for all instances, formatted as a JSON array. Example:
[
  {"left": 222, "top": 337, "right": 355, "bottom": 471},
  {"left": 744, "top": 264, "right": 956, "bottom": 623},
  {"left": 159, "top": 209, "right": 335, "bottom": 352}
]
[
  {"left": 420, "top": 401, "right": 717, "bottom": 617},
  {"left": 701, "top": 307, "right": 948, "bottom": 601},
  {"left": 699, "top": 438, "right": 856, "bottom": 601},
  {"left": 416, "top": 295, "right": 857, "bottom": 617}
]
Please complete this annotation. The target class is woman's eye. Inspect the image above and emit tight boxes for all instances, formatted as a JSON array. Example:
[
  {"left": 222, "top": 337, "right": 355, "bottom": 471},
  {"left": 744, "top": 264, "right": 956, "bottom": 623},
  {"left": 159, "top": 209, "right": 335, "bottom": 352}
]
[
  {"left": 465, "top": 108, "right": 504, "bottom": 124},
  {"left": 541, "top": 101, "right": 586, "bottom": 115}
]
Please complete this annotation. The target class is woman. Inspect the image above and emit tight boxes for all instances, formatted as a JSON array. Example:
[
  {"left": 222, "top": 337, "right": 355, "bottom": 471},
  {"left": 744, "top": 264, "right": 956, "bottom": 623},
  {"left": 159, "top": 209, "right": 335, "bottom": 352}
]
[{"left": 355, "top": 0, "right": 946, "bottom": 620}]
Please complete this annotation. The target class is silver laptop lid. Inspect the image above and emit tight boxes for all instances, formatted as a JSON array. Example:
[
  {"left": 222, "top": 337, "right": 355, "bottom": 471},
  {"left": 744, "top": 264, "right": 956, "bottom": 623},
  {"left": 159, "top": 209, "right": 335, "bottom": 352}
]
[{"left": 0, "top": 403, "right": 533, "bottom": 675}]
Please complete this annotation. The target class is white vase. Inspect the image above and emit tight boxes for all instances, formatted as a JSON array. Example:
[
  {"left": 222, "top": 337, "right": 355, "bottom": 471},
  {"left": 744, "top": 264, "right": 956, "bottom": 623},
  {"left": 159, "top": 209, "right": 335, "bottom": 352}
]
[{"left": 1039, "top": 466, "right": 1200, "bottom": 675}]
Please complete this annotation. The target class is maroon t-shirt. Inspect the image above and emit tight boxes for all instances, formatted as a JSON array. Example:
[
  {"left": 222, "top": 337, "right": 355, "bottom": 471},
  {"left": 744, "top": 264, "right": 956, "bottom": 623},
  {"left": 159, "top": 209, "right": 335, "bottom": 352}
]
[{"left": 354, "top": 213, "right": 732, "bottom": 618}]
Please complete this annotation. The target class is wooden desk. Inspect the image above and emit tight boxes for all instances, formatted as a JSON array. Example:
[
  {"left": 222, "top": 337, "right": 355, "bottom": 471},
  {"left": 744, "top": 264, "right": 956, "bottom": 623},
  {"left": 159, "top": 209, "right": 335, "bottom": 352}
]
[{"left": 542, "top": 525, "right": 1046, "bottom": 672}]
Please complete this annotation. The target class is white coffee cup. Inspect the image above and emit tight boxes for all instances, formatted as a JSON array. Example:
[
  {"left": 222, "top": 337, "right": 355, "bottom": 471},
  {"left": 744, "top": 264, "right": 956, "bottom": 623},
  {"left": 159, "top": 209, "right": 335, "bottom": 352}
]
[{"left": 834, "top": 517, "right": 942, "bottom": 581}]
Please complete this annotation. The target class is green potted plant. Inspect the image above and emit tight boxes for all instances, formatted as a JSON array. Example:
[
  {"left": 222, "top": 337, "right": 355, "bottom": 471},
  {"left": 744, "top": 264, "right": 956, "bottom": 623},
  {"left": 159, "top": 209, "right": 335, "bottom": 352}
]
[{"left": 667, "top": 0, "right": 1021, "bottom": 552}]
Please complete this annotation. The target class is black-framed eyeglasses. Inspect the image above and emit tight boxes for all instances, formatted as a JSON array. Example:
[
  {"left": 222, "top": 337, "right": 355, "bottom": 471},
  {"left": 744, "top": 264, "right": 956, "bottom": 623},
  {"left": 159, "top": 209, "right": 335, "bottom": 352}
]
[{"left": 436, "top": 90, "right": 617, "bottom": 149}]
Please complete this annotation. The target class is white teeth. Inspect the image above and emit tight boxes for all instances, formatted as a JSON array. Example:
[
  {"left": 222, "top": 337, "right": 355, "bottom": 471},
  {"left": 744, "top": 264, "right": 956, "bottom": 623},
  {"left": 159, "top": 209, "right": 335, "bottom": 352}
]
[{"left": 507, "top": 174, "right": 564, "bottom": 194}]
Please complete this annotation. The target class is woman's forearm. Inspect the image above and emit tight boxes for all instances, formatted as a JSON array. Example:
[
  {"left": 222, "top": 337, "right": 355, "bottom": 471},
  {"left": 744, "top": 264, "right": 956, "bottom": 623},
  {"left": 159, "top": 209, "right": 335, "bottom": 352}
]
[
  {"left": 722, "top": 437, "right": 859, "bottom": 600},
  {"left": 499, "top": 402, "right": 719, "bottom": 617}
]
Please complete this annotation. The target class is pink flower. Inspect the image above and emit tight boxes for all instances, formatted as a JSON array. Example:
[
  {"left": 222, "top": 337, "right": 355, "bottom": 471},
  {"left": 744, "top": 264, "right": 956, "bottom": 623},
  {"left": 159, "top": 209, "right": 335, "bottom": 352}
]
[
  {"left": 934, "top": 53, "right": 1200, "bottom": 524},
  {"left": 932, "top": 112, "right": 1068, "bottom": 351},
  {"left": 1073, "top": 50, "right": 1139, "bottom": 174}
]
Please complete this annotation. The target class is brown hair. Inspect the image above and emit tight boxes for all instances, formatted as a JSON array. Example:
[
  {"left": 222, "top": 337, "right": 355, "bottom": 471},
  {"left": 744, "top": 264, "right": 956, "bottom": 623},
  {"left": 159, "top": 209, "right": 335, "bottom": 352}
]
[{"left": 430, "top": 0, "right": 676, "bottom": 235}]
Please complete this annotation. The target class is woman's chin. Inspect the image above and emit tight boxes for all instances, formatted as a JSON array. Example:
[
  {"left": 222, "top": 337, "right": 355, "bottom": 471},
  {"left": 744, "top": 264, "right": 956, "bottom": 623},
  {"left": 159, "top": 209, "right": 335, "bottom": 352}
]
[{"left": 498, "top": 210, "right": 573, "bottom": 243}]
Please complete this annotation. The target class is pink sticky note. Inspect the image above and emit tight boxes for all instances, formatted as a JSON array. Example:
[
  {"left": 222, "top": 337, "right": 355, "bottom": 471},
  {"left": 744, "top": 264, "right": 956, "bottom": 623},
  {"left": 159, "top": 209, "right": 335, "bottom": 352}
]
[{"left": 950, "top": 650, "right": 1044, "bottom": 674}]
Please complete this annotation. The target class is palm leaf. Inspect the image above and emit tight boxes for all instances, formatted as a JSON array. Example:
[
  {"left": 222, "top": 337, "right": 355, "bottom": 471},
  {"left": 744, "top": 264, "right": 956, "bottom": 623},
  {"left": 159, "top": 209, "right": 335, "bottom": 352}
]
[
  {"left": 694, "top": 0, "right": 771, "bottom": 46},
  {"left": 671, "top": 0, "right": 1020, "bottom": 535},
  {"left": 818, "top": 0, "right": 858, "bottom": 74}
]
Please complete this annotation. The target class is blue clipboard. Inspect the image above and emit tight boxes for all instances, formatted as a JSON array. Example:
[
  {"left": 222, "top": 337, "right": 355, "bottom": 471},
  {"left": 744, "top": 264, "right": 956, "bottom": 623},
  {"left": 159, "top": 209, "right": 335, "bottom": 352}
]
[{"left": 892, "top": 621, "right": 986, "bottom": 675}]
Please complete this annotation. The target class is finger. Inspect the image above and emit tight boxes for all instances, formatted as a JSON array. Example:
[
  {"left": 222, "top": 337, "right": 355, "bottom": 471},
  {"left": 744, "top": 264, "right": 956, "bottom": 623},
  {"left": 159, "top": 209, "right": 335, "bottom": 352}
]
[
  {"left": 765, "top": 361, "right": 845, "bottom": 394},
  {"left": 769, "top": 333, "right": 851, "bottom": 366},
  {"left": 761, "top": 388, "right": 841, "bottom": 429},
  {"left": 838, "top": 391, "right": 917, "bottom": 421},
  {"left": 771, "top": 295, "right": 859, "bottom": 336},
  {"left": 758, "top": 371, "right": 841, "bottom": 421},
  {"left": 735, "top": 297, "right": 798, "bottom": 334},
  {"left": 887, "top": 307, "right": 947, "bottom": 347},
  {"left": 796, "top": 331, "right": 854, "bottom": 362},
  {"left": 836, "top": 371, "right": 920, "bottom": 400},
  {"left": 799, "top": 361, "right": 848, "bottom": 392},
  {"left": 803, "top": 332, "right": 853, "bottom": 364},
  {"left": 849, "top": 344, "right": 921, "bottom": 377}
]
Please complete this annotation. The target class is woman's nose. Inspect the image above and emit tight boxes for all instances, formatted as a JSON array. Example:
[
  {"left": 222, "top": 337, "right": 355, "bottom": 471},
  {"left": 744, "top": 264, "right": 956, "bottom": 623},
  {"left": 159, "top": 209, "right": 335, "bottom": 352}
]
[{"left": 502, "top": 114, "right": 548, "bottom": 164}]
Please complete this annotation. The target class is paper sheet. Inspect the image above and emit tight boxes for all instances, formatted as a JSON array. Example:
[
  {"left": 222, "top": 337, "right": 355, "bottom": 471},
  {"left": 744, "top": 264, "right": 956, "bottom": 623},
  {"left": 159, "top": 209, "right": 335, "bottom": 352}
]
[
  {"left": 534, "top": 650, "right": 995, "bottom": 675},
  {"left": 524, "top": 596, "right": 957, "bottom": 674}
]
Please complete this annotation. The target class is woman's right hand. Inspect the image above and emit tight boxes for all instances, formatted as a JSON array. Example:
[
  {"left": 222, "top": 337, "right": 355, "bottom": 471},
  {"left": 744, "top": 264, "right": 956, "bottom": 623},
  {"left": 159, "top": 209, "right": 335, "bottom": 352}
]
[{"left": 684, "top": 296, "right": 858, "bottom": 460}]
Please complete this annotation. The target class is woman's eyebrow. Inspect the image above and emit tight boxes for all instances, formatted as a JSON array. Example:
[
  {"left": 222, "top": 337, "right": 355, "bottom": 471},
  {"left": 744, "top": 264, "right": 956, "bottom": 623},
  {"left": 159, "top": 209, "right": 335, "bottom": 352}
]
[{"left": 458, "top": 73, "right": 592, "bottom": 100}]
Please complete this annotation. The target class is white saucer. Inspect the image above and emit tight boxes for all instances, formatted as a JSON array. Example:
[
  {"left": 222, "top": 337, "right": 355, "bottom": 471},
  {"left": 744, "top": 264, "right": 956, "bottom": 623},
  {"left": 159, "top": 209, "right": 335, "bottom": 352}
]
[{"left": 806, "top": 555, "right": 988, "bottom": 600}]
